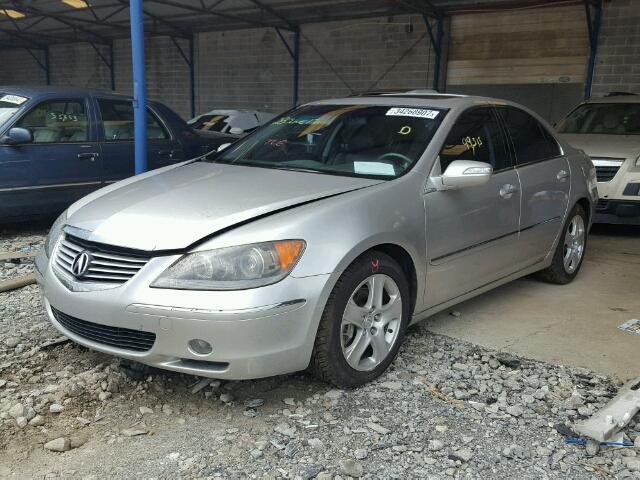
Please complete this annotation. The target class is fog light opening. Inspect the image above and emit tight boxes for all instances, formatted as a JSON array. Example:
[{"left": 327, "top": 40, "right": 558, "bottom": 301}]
[{"left": 188, "top": 339, "right": 213, "bottom": 356}]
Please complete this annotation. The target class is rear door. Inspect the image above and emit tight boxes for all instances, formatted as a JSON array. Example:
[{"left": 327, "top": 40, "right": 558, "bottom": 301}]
[
  {"left": 96, "top": 98, "right": 184, "bottom": 183},
  {"left": 425, "top": 106, "right": 521, "bottom": 305},
  {"left": 0, "top": 96, "right": 101, "bottom": 218},
  {"left": 495, "top": 106, "right": 570, "bottom": 267}
]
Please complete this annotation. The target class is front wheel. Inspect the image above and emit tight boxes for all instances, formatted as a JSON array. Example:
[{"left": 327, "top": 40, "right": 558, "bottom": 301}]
[
  {"left": 309, "top": 251, "right": 410, "bottom": 388},
  {"left": 536, "top": 204, "right": 588, "bottom": 284}
]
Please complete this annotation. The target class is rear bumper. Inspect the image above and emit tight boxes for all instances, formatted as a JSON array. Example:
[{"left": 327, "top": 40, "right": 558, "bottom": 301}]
[{"left": 594, "top": 199, "right": 640, "bottom": 225}]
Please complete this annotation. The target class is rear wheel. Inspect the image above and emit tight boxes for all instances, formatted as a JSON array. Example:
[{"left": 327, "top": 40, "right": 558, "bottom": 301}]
[
  {"left": 309, "top": 251, "right": 410, "bottom": 388},
  {"left": 536, "top": 204, "right": 588, "bottom": 284}
]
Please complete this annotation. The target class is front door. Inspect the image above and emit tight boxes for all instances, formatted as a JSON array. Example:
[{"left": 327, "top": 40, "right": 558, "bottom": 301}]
[
  {"left": 425, "top": 106, "right": 521, "bottom": 306},
  {"left": 0, "top": 97, "right": 101, "bottom": 218},
  {"left": 495, "top": 106, "right": 570, "bottom": 267}
]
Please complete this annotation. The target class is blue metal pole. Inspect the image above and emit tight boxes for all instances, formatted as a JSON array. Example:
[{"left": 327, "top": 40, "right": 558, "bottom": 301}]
[
  {"left": 583, "top": 0, "right": 602, "bottom": 100},
  {"left": 130, "top": 0, "right": 147, "bottom": 174}
]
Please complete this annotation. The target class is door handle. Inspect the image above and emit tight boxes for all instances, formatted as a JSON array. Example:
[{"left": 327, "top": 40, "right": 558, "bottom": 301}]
[
  {"left": 499, "top": 184, "right": 518, "bottom": 199},
  {"left": 157, "top": 150, "right": 174, "bottom": 159},
  {"left": 77, "top": 152, "right": 99, "bottom": 162},
  {"left": 557, "top": 170, "right": 569, "bottom": 182}
]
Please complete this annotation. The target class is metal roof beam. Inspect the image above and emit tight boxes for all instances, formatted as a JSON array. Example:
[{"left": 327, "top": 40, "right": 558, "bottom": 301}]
[
  {"left": 145, "top": 0, "right": 293, "bottom": 31},
  {"left": 248, "top": 0, "right": 297, "bottom": 30},
  {"left": 115, "top": 0, "right": 190, "bottom": 38},
  {"left": 7, "top": 2, "right": 128, "bottom": 41}
]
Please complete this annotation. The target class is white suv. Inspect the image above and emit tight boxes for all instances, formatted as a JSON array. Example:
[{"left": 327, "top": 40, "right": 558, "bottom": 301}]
[{"left": 557, "top": 93, "right": 640, "bottom": 225}]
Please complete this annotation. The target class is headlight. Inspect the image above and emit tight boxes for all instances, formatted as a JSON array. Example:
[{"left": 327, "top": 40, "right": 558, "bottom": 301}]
[
  {"left": 151, "top": 240, "right": 305, "bottom": 290},
  {"left": 44, "top": 210, "right": 67, "bottom": 257}
]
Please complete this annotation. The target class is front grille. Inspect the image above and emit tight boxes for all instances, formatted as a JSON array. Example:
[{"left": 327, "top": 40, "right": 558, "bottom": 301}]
[
  {"left": 51, "top": 307, "right": 156, "bottom": 352},
  {"left": 54, "top": 234, "right": 150, "bottom": 284},
  {"left": 595, "top": 165, "right": 621, "bottom": 182}
]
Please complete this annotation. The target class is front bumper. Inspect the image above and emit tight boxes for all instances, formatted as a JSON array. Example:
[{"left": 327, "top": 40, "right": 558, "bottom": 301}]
[
  {"left": 35, "top": 248, "right": 331, "bottom": 380},
  {"left": 595, "top": 199, "right": 640, "bottom": 225}
]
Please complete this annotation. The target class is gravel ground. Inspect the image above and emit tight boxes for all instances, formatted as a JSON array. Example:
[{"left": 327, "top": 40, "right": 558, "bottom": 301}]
[{"left": 1, "top": 225, "right": 639, "bottom": 479}]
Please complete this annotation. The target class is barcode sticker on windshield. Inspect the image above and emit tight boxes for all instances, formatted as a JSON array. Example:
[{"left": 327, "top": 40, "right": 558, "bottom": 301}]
[
  {"left": 0, "top": 94, "right": 28, "bottom": 105},
  {"left": 386, "top": 107, "right": 439, "bottom": 119}
]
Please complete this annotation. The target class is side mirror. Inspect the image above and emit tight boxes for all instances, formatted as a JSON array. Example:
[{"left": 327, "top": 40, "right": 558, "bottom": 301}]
[
  {"left": 439, "top": 160, "right": 493, "bottom": 190},
  {"left": 228, "top": 127, "right": 244, "bottom": 135},
  {"left": 1, "top": 127, "right": 33, "bottom": 145},
  {"left": 217, "top": 143, "right": 231, "bottom": 152}
]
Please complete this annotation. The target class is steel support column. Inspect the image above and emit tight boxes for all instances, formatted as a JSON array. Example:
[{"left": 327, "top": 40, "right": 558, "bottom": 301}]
[
  {"left": 89, "top": 41, "right": 116, "bottom": 91},
  {"left": 293, "top": 29, "right": 300, "bottom": 107},
  {"left": 44, "top": 46, "right": 51, "bottom": 85},
  {"left": 423, "top": 14, "right": 444, "bottom": 92},
  {"left": 25, "top": 47, "right": 50, "bottom": 85},
  {"left": 170, "top": 35, "right": 196, "bottom": 118},
  {"left": 109, "top": 41, "right": 116, "bottom": 90},
  {"left": 189, "top": 35, "right": 195, "bottom": 118},
  {"left": 130, "top": 0, "right": 148, "bottom": 175},
  {"left": 276, "top": 27, "right": 300, "bottom": 107},
  {"left": 584, "top": 0, "right": 603, "bottom": 100}
]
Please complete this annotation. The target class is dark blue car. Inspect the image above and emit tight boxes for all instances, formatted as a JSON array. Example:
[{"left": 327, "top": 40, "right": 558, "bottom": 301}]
[{"left": 0, "top": 86, "right": 233, "bottom": 221}]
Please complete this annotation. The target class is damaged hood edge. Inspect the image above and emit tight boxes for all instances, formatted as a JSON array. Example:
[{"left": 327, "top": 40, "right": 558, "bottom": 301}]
[{"left": 65, "top": 161, "right": 384, "bottom": 251}]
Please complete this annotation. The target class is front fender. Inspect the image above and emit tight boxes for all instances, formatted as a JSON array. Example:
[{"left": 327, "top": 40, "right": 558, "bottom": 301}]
[{"left": 192, "top": 172, "right": 428, "bottom": 312}]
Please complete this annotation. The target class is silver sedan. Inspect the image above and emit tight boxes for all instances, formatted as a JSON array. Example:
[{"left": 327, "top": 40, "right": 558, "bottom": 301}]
[{"left": 36, "top": 93, "right": 598, "bottom": 387}]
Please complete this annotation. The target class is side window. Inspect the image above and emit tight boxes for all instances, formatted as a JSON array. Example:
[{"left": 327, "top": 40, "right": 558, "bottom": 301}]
[
  {"left": 497, "top": 107, "right": 561, "bottom": 165},
  {"left": 440, "top": 107, "right": 509, "bottom": 172},
  {"left": 16, "top": 99, "right": 88, "bottom": 143},
  {"left": 97, "top": 99, "right": 170, "bottom": 141}
]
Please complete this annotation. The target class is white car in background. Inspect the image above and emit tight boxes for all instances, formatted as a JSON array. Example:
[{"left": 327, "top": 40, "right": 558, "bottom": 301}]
[
  {"left": 188, "top": 109, "right": 276, "bottom": 136},
  {"left": 556, "top": 93, "right": 640, "bottom": 225}
]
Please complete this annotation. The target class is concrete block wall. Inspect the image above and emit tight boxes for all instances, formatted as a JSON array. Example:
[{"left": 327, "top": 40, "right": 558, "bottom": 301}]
[
  {"left": 591, "top": 0, "right": 640, "bottom": 97},
  {"left": 0, "top": 14, "right": 436, "bottom": 119},
  {"left": 0, "top": 49, "right": 47, "bottom": 85},
  {"left": 298, "top": 15, "right": 435, "bottom": 104},
  {"left": 49, "top": 43, "right": 112, "bottom": 90},
  {"left": 1, "top": 4, "right": 636, "bottom": 119},
  {"left": 196, "top": 27, "right": 294, "bottom": 114}
]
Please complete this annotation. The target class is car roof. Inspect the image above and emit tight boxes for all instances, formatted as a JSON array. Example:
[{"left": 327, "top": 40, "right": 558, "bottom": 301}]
[
  {"left": 308, "top": 92, "right": 520, "bottom": 110},
  {"left": 0, "top": 85, "right": 131, "bottom": 99},
  {"left": 583, "top": 93, "right": 640, "bottom": 104},
  {"left": 198, "top": 109, "right": 270, "bottom": 116}
]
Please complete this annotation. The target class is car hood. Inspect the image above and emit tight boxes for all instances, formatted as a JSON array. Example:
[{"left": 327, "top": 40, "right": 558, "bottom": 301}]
[
  {"left": 559, "top": 133, "right": 640, "bottom": 160},
  {"left": 66, "top": 161, "right": 383, "bottom": 251}
]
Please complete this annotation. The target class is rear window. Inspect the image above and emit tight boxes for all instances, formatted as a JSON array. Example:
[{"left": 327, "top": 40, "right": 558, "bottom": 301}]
[
  {"left": 192, "top": 114, "right": 229, "bottom": 132},
  {"left": 497, "top": 106, "right": 561, "bottom": 165}
]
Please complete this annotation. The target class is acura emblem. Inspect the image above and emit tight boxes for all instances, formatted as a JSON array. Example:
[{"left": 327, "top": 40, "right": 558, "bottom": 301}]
[{"left": 71, "top": 251, "right": 92, "bottom": 278}]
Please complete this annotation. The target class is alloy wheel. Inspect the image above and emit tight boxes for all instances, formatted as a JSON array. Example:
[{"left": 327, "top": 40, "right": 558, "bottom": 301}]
[
  {"left": 563, "top": 214, "right": 586, "bottom": 274},
  {"left": 340, "top": 274, "right": 403, "bottom": 371}
]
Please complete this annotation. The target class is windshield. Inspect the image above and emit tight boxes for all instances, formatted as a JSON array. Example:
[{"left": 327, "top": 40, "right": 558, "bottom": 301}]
[
  {"left": 209, "top": 104, "right": 446, "bottom": 179},
  {"left": 557, "top": 102, "right": 640, "bottom": 135},
  {"left": 192, "top": 114, "right": 230, "bottom": 132},
  {"left": 0, "top": 93, "right": 29, "bottom": 131}
]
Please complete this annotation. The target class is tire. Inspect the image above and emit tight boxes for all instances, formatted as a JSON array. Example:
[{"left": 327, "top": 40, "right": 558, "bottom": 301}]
[
  {"left": 309, "top": 251, "right": 410, "bottom": 388},
  {"left": 536, "top": 203, "right": 588, "bottom": 285}
]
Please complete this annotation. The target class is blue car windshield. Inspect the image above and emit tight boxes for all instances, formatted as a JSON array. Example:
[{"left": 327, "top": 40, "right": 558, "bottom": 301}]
[
  {"left": 211, "top": 104, "right": 446, "bottom": 179},
  {"left": 0, "top": 93, "right": 29, "bottom": 131}
]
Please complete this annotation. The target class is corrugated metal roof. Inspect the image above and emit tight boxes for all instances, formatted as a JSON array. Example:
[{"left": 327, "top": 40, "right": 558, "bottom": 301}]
[{"left": 0, "top": 0, "right": 577, "bottom": 49}]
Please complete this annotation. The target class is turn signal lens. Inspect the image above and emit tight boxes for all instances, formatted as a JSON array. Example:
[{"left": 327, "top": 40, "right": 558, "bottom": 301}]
[{"left": 274, "top": 240, "right": 305, "bottom": 271}]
